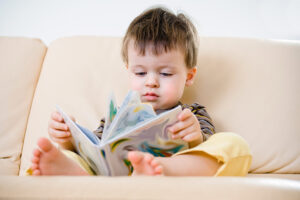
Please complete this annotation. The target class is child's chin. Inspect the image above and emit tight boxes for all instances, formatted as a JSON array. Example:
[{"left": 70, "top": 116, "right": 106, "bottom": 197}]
[{"left": 144, "top": 102, "right": 158, "bottom": 110}]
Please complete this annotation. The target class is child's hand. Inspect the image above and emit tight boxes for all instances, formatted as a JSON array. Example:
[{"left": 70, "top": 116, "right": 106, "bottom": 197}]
[
  {"left": 48, "top": 111, "right": 75, "bottom": 150},
  {"left": 168, "top": 109, "right": 203, "bottom": 147}
]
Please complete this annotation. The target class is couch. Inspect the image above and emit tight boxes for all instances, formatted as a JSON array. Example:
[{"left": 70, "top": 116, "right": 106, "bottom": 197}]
[{"left": 0, "top": 36, "right": 299, "bottom": 199}]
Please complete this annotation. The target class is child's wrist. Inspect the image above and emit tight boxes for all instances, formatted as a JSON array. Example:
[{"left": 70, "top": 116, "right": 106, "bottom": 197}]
[{"left": 188, "top": 136, "right": 202, "bottom": 148}]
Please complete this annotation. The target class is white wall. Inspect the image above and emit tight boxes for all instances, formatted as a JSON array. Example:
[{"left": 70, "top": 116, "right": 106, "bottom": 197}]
[{"left": 0, "top": 0, "right": 299, "bottom": 45}]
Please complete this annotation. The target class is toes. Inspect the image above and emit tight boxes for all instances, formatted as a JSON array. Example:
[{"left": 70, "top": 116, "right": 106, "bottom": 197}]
[
  {"left": 31, "top": 163, "right": 39, "bottom": 170},
  {"left": 150, "top": 159, "right": 163, "bottom": 175},
  {"left": 154, "top": 165, "right": 163, "bottom": 175},
  {"left": 31, "top": 149, "right": 40, "bottom": 169},
  {"left": 32, "top": 149, "right": 40, "bottom": 164},
  {"left": 128, "top": 151, "right": 162, "bottom": 176},
  {"left": 150, "top": 159, "right": 159, "bottom": 167},
  {"left": 31, "top": 156, "right": 39, "bottom": 164},
  {"left": 33, "top": 169, "right": 41, "bottom": 176},
  {"left": 144, "top": 153, "right": 154, "bottom": 164},
  {"left": 128, "top": 151, "right": 144, "bottom": 165},
  {"left": 37, "top": 137, "right": 53, "bottom": 152},
  {"left": 33, "top": 148, "right": 41, "bottom": 157}
]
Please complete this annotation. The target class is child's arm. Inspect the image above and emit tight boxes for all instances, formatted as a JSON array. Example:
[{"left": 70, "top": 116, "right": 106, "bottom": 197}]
[{"left": 48, "top": 111, "right": 75, "bottom": 151}]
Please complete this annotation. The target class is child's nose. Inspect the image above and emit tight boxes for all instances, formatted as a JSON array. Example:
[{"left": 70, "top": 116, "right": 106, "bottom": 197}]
[{"left": 145, "top": 74, "right": 159, "bottom": 88}]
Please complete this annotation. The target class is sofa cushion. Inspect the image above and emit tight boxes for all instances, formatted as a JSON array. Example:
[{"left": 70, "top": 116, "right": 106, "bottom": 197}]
[
  {"left": 0, "top": 37, "right": 46, "bottom": 175},
  {"left": 20, "top": 36, "right": 300, "bottom": 175},
  {"left": 1, "top": 176, "right": 300, "bottom": 199},
  {"left": 247, "top": 173, "right": 300, "bottom": 181},
  {"left": 182, "top": 38, "right": 300, "bottom": 173}
]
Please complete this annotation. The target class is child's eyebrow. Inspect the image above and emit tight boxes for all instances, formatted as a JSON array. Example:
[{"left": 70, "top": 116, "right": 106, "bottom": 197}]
[
  {"left": 131, "top": 64, "right": 176, "bottom": 70},
  {"left": 131, "top": 65, "right": 145, "bottom": 69},
  {"left": 158, "top": 65, "right": 175, "bottom": 69}
]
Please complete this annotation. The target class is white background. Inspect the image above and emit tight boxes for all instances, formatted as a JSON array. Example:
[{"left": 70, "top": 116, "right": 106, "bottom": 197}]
[{"left": 0, "top": 0, "right": 299, "bottom": 45}]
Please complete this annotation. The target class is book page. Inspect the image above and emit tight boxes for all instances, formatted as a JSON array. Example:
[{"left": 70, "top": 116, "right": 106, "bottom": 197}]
[
  {"left": 118, "top": 90, "right": 141, "bottom": 111},
  {"left": 102, "top": 91, "right": 147, "bottom": 142},
  {"left": 102, "top": 92, "right": 118, "bottom": 140},
  {"left": 105, "top": 103, "right": 156, "bottom": 142},
  {"left": 100, "top": 105, "right": 189, "bottom": 176},
  {"left": 56, "top": 105, "right": 109, "bottom": 175}
]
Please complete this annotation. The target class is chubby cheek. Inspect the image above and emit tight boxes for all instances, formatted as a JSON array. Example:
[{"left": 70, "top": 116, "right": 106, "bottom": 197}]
[
  {"left": 129, "top": 78, "right": 143, "bottom": 93},
  {"left": 163, "top": 82, "right": 184, "bottom": 102}
]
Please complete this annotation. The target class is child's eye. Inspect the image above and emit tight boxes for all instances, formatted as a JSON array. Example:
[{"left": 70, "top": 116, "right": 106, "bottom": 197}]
[
  {"left": 135, "top": 72, "right": 146, "bottom": 76},
  {"left": 160, "top": 72, "right": 173, "bottom": 77}
]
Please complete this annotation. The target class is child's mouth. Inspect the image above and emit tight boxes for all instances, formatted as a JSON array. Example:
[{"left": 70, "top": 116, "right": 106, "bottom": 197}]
[{"left": 144, "top": 93, "right": 159, "bottom": 101}]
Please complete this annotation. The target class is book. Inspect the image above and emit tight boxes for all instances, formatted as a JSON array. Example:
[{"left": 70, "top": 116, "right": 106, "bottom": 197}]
[{"left": 56, "top": 91, "right": 189, "bottom": 176}]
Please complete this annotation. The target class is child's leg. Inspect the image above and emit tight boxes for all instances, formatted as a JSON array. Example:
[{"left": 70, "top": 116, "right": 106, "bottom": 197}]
[
  {"left": 129, "top": 132, "right": 252, "bottom": 176},
  {"left": 30, "top": 137, "right": 90, "bottom": 176},
  {"left": 128, "top": 151, "right": 220, "bottom": 176},
  {"left": 160, "top": 151, "right": 221, "bottom": 176}
]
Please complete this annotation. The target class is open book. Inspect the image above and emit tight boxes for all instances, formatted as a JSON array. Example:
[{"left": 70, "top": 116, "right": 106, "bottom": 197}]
[{"left": 56, "top": 91, "right": 188, "bottom": 176}]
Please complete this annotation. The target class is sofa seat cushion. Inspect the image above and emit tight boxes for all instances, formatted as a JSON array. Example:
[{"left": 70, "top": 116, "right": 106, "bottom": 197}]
[
  {"left": 0, "top": 176, "right": 299, "bottom": 200},
  {"left": 248, "top": 173, "right": 300, "bottom": 181}
]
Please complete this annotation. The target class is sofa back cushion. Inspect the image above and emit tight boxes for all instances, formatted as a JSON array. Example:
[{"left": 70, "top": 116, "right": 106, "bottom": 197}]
[
  {"left": 0, "top": 37, "right": 46, "bottom": 175},
  {"left": 20, "top": 37, "right": 129, "bottom": 174},
  {"left": 20, "top": 36, "right": 300, "bottom": 175},
  {"left": 182, "top": 38, "right": 300, "bottom": 173}
]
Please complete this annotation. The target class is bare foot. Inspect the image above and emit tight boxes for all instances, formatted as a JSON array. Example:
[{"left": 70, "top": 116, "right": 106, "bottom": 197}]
[
  {"left": 128, "top": 151, "right": 163, "bottom": 176},
  {"left": 31, "top": 137, "right": 89, "bottom": 176}
]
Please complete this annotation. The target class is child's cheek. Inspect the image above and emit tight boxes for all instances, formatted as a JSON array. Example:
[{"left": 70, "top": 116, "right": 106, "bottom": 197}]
[
  {"left": 163, "top": 84, "right": 181, "bottom": 100},
  {"left": 129, "top": 78, "right": 142, "bottom": 90},
  {"left": 164, "top": 82, "right": 182, "bottom": 101}
]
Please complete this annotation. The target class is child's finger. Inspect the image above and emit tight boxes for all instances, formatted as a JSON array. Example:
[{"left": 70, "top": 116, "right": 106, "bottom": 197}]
[
  {"left": 51, "top": 111, "right": 64, "bottom": 122},
  {"left": 48, "top": 120, "right": 68, "bottom": 131},
  {"left": 48, "top": 128, "right": 70, "bottom": 138},
  {"left": 172, "top": 125, "right": 194, "bottom": 139},
  {"left": 182, "top": 132, "right": 201, "bottom": 142},
  {"left": 168, "top": 116, "right": 194, "bottom": 133},
  {"left": 178, "top": 109, "right": 193, "bottom": 121}
]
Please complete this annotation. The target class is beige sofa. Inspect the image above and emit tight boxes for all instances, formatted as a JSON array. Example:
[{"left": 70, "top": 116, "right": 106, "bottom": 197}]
[{"left": 0, "top": 36, "right": 299, "bottom": 199}]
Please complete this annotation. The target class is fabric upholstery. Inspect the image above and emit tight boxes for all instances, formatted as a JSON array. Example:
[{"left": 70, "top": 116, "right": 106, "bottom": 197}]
[
  {"left": 182, "top": 38, "right": 300, "bottom": 173},
  {"left": 1, "top": 176, "right": 299, "bottom": 200},
  {"left": 0, "top": 37, "right": 46, "bottom": 175},
  {"left": 20, "top": 36, "right": 300, "bottom": 175},
  {"left": 20, "top": 37, "right": 129, "bottom": 174}
]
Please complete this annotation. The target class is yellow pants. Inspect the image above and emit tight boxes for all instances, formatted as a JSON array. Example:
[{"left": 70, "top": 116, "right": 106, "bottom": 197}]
[
  {"left": 174, "top": 132, "right": 252, "bottom": 176},
  {"left": 27, "top": 132, "right": 252, "bottom": 176}
]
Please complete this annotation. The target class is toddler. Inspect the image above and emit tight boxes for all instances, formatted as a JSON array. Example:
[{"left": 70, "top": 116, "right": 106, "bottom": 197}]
[{"left": 30, "top": 7, "right": 251, "bottom": 176}]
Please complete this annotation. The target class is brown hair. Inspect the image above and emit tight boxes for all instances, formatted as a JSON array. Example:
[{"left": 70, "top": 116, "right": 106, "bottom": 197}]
[{"left": 121, "top": 6, "right": 199, "bottom": 68}]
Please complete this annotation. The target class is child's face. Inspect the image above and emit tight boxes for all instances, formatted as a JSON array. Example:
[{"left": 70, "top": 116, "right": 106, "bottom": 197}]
[{"left": 126, "top": 41, "right": 196, "bottom": 110}]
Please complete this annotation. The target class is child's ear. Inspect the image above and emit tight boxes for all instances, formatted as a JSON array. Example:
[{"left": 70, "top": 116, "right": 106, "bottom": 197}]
[{"left": 185, "top": 67, "right": 197, "bottom": 86}]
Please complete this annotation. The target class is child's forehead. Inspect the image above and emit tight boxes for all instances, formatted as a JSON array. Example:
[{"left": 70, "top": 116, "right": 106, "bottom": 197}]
[
  {"left": 127, "top": 41, "right": 187, "bottom": 70},
  {"left": 128, "top": 39, "right": 185, "bottom": 57}
]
